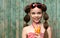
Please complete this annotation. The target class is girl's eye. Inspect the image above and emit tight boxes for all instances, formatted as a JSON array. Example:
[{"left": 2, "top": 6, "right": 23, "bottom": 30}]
[
  {"left": 37, "top": 12, "right": 42, "bottom": 14},
  {"left": 31, "top": 12, "right": 35, "bottom": 14}
]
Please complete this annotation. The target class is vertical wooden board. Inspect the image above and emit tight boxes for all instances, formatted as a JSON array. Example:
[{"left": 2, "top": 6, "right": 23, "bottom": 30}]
[
  {"left": 4, "top": 0, "right": 11, "bottom": 38},
  {"left": 1, "top": 0, "right": 8, "bottom": 38},
  {"left": 0, "top": 0, "right": 6, "bottom": 38},
  {"left": 5, "top": 0, "right": 11, "bottom": 38},
  {"left": 0, "top": 0, "right": 3, "bottom": 38},
  {"left": 57, "top": 0, "right": 60, "bottom": 38},
  {"left": 16, "top": 0, "right": 20, "bottom": 38},
  {"left": 44, "top": 0, "right": 57, "bottom": 38},
  {"left": 19, "top": 0, "right": 24, "bottom": 38},
  {"left": 11, "top": 0, "right": 16, "bottom": 38},
  {"left": 2, "top": 0, "right": 8, "bottom": 38}
]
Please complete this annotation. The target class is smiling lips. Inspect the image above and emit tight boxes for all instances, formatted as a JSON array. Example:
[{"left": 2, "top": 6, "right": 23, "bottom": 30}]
[{"left": 34, "top": 18, "right": 40, "bottom": 20}]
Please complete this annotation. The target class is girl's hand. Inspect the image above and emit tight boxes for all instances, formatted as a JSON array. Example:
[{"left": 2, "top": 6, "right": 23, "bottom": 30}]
[{"left": 35, "top": 35, "right": 41, "bottom": 38}]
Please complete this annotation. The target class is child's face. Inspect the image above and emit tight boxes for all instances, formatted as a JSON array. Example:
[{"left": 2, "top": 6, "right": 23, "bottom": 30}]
[{"left": 29, "top": 7, "right": 43, "bottom": 23}]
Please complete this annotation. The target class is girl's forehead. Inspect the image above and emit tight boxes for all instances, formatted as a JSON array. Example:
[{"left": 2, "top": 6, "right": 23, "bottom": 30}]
[{"left": 30, "top": 7, "right": 42, "bottom": 12}]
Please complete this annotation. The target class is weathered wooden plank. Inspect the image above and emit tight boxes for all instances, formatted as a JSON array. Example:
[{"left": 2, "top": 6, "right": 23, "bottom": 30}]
[
  {"left": 19, "top": 0, "right": 24, "bottom": 38},
  {"left": 0, "top": 0, "right": 4, "bottom": 38},
  {"left": 11, "top": 0, "right": 16, "bottom": 38},
  {"left": 6, "top": 0, "right": 11, "bottom": 38},
  {"left": 16, "top": 0, "right": 21, "bottom": 38},
  {"left": 56, "top": 0, "right": 60, "bottom": 38}
]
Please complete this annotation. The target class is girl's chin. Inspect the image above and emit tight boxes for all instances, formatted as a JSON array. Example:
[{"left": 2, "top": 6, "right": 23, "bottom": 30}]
[{"left": 33, "top": 20, "right": 40, "bottom": 23}]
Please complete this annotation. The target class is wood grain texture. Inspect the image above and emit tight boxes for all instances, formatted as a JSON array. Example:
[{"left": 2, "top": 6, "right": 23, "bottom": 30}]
[{"left": 0, "top": 0, "right": 60, "bottom": 38}]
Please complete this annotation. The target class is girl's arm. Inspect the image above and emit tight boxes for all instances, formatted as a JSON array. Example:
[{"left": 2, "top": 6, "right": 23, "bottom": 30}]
[
  {"left": 47, "top": 26, "right": 52, "bottom": 38},
  {"left": 22, "top": 27, "right": 27, "bottom": 38}
]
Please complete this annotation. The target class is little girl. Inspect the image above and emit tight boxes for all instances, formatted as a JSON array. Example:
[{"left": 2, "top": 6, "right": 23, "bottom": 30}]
[{"left": 22, "top": 2, "right": 52, "bottom": 38}]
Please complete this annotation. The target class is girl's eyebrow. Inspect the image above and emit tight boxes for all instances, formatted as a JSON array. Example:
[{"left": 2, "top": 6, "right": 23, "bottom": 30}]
[
  {"left": 36, "top": 11, "right": 41, "bottom": 13},
  {"left": 32, "top": 12, "right": 35, "bottom": 14}
]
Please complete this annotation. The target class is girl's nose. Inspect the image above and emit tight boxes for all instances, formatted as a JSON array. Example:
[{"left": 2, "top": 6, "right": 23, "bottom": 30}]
[{"left": 35, "top": 14, "right": 38, "bottom": 17}]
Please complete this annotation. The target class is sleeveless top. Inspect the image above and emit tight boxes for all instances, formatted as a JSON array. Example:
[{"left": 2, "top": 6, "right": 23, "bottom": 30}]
[
  {"left": 27, "top": 32, "right": 44, "bottom": 38},
  {"left": 26, "top": 24, "right": 44, "bottom": 38}
]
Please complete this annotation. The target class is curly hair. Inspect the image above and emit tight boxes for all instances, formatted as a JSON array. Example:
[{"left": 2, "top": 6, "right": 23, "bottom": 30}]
[{"left": 24, "top": 2, "right": 49, "bottom": 38}]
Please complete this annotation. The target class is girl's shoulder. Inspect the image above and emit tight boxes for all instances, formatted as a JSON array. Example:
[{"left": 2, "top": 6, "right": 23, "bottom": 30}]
[
  {"left": 22, "top": 25, "right": 32, "bottom": 31},
  {"left": 22, "top": 24, "right": 33, "bottom": 34},
  {"left": 47, "top": 26, "right": 52, "bottom": 32}
]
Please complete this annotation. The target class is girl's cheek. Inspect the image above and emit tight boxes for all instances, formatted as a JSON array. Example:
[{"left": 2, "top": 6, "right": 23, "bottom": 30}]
[
  {"left": 39, "top": 14, "right": 42, "bottom": 17},
  {"left": 31, "top": 15, "right": 35, "bottom": 17}
]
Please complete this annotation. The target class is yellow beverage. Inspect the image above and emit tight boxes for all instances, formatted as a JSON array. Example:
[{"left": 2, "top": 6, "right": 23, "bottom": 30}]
[{"left": 35, "top": 26, "right": 41, "bottom": 35}]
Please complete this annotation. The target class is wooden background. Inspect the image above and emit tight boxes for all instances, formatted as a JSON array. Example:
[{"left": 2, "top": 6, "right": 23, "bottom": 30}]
[{"left": 0, "top": 0, "right": 60, "bottom": 38}]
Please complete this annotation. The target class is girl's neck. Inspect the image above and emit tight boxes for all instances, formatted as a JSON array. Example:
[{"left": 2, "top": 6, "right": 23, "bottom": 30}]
[{"left": 32, "top": 21, "right": 41, "bottom": 27}]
